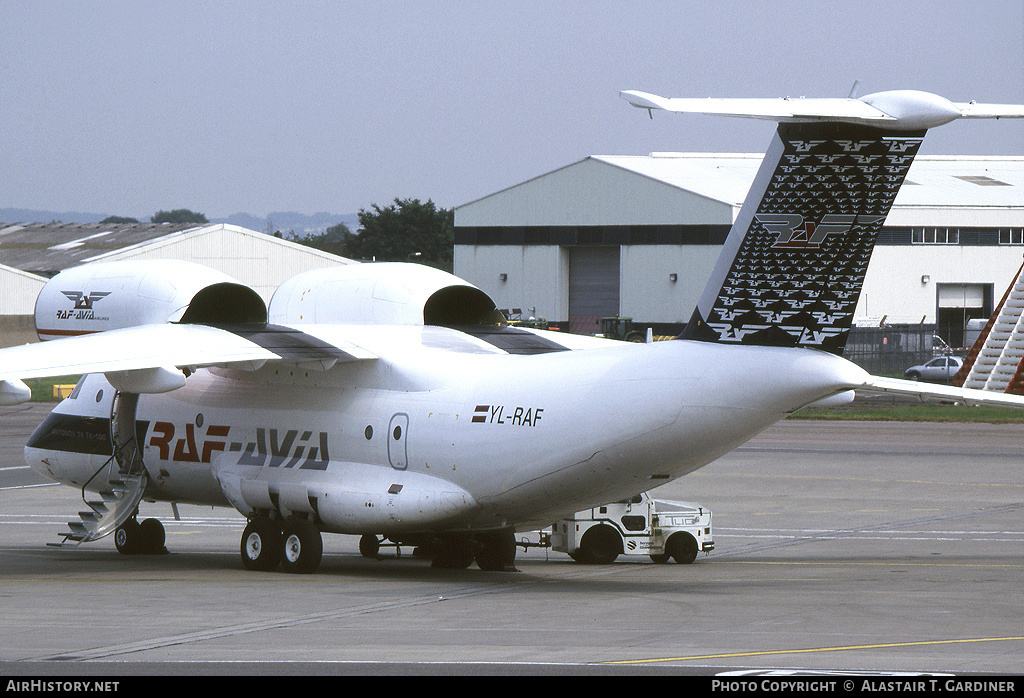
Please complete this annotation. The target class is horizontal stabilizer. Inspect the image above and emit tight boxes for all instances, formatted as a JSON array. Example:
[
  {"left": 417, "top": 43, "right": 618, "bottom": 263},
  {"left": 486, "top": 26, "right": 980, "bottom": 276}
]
[
  {"left": 860, "top": 375, "right": 1024, "bottom": 409},
  {"left": 621, "top": 89, "right": 1024, "bottom": 130},
  {"left": 621, "top": 91, "right": 895, "bottom": 124},
  {"left": 953, "top": 102, "right": 1024, "bottom": 119}
]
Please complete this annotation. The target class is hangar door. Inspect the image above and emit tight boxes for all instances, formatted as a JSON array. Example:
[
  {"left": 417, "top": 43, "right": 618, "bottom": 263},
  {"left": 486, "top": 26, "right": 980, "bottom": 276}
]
[
  {"left": 936, "top": 283, "right": 991, "bottom": 349},
  {"left": 568, "top": 246, "right": 620, "bottom": 335}
]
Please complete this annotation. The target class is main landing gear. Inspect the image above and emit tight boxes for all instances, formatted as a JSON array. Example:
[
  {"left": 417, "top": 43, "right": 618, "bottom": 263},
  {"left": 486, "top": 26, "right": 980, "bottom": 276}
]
[
  {"left": 241, "top": 515, "right": 323, "bottom": 574},
  {"left": 359, "top": 530, "right": 518, "bottom": 571}
]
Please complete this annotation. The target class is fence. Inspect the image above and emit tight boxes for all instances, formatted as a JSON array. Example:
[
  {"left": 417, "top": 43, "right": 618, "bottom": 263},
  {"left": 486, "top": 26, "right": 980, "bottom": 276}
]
[{"left": 845, "top": 324, "right": 938, "bottom": 375}]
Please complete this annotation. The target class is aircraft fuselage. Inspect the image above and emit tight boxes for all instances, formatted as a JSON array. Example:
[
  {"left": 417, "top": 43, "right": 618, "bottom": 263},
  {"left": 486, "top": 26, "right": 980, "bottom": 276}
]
[{"left": 26, "top": 327, "right": 868, "bottom": 535}]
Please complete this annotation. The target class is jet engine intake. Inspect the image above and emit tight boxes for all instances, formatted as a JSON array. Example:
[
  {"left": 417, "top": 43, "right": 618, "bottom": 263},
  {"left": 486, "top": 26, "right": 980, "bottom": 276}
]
[{"left": 35, "top": 260, "right": 267, "bottom": 340}]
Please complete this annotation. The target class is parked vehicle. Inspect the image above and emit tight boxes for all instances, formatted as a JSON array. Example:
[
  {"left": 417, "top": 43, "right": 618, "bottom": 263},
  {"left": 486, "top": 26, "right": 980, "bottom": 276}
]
[
  {"left": 904, "top": 355, "right": 963, "bottom": 383},
  {"left": 545, "top": 492, "right": 713, "bottom": 564}
]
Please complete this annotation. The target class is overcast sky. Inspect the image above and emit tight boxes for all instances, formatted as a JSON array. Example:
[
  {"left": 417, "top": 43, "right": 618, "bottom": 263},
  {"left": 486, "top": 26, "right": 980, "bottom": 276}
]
[{"left": 1, "top": 1, "right": 1022, "bottom": 220}]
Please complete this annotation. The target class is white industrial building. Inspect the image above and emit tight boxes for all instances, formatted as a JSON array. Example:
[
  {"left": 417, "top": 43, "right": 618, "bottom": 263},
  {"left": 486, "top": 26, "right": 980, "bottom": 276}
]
[
  {"left": 454, "top": 154, "right": 1024, "bottom": 349},
  {"left": 0, "top": 222, "right": 354, "bottom": 347}
]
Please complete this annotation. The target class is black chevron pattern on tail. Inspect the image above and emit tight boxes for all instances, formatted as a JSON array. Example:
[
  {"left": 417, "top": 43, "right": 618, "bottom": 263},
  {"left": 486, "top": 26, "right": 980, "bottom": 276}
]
[{"left": 682, "top": 122, "right": 924, "bottom": 355}]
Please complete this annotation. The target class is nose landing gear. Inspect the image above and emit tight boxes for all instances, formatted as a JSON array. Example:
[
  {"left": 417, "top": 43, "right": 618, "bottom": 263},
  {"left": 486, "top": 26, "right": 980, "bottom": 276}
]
[{"left": 113, "top": 514, "right": 167, "bottom": 555}]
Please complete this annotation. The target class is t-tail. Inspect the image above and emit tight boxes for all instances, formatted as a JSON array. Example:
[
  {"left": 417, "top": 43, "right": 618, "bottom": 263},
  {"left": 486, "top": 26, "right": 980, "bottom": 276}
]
[{"left": 621, "top": 89, "right": 1024, "bottom": 355}]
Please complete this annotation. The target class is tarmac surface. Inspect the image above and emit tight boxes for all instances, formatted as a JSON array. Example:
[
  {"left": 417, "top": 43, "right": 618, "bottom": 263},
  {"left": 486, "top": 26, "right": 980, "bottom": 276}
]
[{"left": 0, "top": 402, "right": 1022, "bottom": 677}]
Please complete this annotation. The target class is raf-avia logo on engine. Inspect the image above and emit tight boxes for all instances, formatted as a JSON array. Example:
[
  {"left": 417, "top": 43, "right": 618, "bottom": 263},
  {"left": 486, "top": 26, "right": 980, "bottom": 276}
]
[{"left": 58, "top": 291, "right": 111, "bottom": 320}]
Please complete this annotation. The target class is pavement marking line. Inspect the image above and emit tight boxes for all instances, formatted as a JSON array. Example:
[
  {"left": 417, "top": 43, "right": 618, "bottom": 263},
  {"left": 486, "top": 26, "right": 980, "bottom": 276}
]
[
  {"left": 603, "top": 636, "right": 1024, "bottom": 665},
  {"left": 714, "top": 560, "right": 1024, "bottom": 569},
  {"left": 722, "top": 470, "right": 1024, "bottom": 490},
  {"left": 0, "top": 483, "right": 60, "bottom": 491}
]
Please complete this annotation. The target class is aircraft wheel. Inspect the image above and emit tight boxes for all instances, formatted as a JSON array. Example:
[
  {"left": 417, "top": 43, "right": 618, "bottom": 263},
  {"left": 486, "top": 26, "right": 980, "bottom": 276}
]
[
  {"left": 281, "top": 520, "right": 323, "bottom": 574},
  {"left": 241, "top": 516, "right": 282, "bottom": 571},
  {"left": 114, "top": 518, "right": 141, "bottom": 555},
  {"left": 359, "top": 534, "right": 381, "bottom": 558},
  {"left": 431, "top": 533, "right": 475, "bottom": 569},
  {"left": 474, "top": 529, "right": 517, "bottom": 571},
  {"left": 667, "top": 532, "right": 699, "bottom": 564},
  {"left": 577, "top": 525, "right": 621, "bottom": 564},
  {"left": 139, "top": 518, "right": 166, "bottom": 554}
]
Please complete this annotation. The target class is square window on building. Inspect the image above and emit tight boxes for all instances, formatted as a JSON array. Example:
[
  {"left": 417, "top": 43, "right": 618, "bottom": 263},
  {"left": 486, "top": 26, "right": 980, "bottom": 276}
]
[
  {"left": 999, "top": 228, "right": 1024, "bottom": 245},
  {"left": 912, "top": 227, "right": 959, "bottom": 244}
]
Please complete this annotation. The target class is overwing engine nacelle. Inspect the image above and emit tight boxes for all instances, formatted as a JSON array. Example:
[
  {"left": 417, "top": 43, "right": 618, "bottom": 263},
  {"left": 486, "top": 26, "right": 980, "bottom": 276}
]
[
  {"left": 35, "top": 260, "right": 267, "bottom": 340},
  {"left": 268, "top": 262, "right": 504, "bottom": 327}
]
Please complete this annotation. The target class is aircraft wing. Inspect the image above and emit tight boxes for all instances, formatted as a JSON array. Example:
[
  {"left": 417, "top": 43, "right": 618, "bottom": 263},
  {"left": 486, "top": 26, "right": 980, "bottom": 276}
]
[
  {"left": 859, "top": 375, "right": 1024, "bottom": 409},
  {"left": 0, "top": 323, "right": 376, "bottom": 403}
]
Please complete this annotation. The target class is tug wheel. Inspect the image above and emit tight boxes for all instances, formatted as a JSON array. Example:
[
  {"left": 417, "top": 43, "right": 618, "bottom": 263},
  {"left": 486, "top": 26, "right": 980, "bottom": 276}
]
[
  {"left": 577, "top": 525, "right": 622, "bottom": 564},
  {"left": 667, "top": 532, "right": 699, "bottom": 564}
]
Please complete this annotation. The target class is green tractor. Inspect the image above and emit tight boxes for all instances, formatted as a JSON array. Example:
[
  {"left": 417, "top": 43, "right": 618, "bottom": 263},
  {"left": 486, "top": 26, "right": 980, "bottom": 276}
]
[{"left": 598, "top": 317, "right": 645, "bottom": 342}]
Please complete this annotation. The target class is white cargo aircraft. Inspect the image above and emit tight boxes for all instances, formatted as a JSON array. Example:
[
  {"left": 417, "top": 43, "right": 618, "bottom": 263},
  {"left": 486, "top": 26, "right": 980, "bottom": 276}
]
[{"left": 5, "top": 89, "right": 1024, "bottom": 573}]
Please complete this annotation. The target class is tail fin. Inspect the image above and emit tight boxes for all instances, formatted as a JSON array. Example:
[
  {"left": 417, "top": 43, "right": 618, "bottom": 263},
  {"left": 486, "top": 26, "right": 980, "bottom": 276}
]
[
  {"left": 683, "top": 120, "right": 924, "bottom": 354},
  {"left": 621, "top": 89, "right": 1024, "bottom": 355}
]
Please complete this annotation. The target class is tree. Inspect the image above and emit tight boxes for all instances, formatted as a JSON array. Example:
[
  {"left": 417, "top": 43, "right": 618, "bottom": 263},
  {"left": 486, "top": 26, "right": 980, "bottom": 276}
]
[
  {"left": 286, "top": 199, "right": 454, "bottom": 272},
  {"left": 285, "top": 223, "right": 352, "bottom": 258},
  {"left": 348, "top": 198, "right": 454, "bottom": 271},
  {"left": 99, "top": 215, "right": 139, "bottom": 224},
  {"left": 151, "top": 209, "right": 208, "bottom": 225}
]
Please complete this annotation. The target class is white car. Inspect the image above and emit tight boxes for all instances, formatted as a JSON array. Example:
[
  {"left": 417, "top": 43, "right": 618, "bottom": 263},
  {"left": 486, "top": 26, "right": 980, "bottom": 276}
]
[{"left": 904, "top": 356, "right": 964, "bottom": 383}]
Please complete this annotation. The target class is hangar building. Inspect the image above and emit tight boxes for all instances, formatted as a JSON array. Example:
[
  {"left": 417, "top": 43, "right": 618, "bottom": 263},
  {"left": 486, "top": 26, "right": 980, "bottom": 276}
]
[
  {"left": 0, "top": 222, "right": 353, "bottom": 347},
  {"left": 454, "top": 154, "right": 1024, "bottom": 353}
]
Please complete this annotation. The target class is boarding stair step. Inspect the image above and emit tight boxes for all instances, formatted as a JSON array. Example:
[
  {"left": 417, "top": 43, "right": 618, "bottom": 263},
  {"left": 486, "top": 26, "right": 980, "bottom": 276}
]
[{"left": 51, "top": 469, "right": 148, "bottom": 548}]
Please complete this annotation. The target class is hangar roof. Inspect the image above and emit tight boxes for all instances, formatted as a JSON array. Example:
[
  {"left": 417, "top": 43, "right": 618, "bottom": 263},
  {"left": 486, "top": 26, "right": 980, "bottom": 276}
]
[
  {"left": 590, "top": 154, "right": 1024, "bottom": 210},
  {"left": 0, "top": 221, "right": 200, "bottom": 276},
  {"left": 0, "top": 221, "right": 349, "bottom": 278},
  {"left": 456, "top": 154, "right": 1024, "bottom": 228},
  {"left": 588, "top": 153, "right": 762, "bottom": 207}
]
